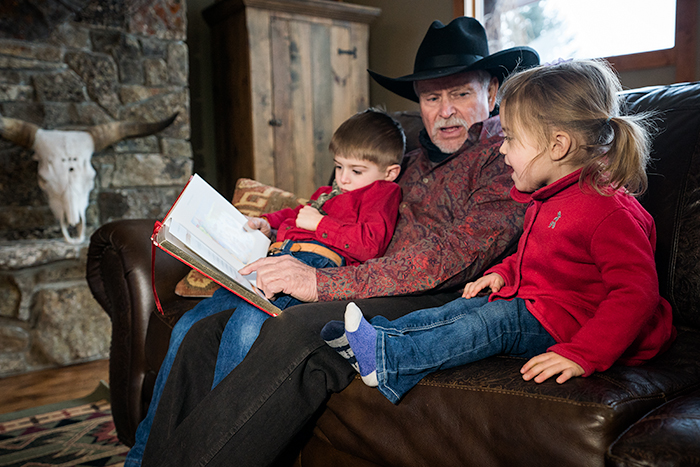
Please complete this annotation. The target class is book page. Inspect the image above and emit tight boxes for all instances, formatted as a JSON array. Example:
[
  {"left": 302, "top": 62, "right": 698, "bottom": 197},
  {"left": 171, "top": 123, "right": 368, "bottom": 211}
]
[
  {"left": 167, "top": 174, "right": 270, "bottom": 270},
  {"left": 156, "top": 221, "right": 271, "bottom": 304}
]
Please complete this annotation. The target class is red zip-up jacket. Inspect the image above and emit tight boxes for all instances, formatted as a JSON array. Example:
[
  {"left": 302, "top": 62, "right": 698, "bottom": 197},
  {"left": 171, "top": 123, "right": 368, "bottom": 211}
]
[
  {"left": 264, "top": 180, "right": 401, "bottom": 265},
  {"left": 488, "top": 170, "right": 676, "bottom": 376}
]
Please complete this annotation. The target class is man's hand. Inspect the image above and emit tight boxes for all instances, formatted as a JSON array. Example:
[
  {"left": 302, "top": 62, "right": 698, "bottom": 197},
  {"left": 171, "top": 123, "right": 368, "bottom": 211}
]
[
  {"left": 245, "top": 216, "right": 272, "bottom": 238},
  {"left": 521, "top": 352, "right": 584, "bottom": 384},
  {"left": 295, "top": 206, "right": 324, "bottom": 232},
  {"left": 462, "top": 273, "right": 504, "bottom": 298},
  {"left": 240, "top": 255, "right": 319, "bottom": 302}
]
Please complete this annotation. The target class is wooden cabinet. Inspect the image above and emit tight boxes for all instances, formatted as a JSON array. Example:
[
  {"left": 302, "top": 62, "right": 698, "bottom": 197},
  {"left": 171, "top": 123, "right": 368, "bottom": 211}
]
[{"left": 204, "top": 0, "right": 381, "bottom": 199}]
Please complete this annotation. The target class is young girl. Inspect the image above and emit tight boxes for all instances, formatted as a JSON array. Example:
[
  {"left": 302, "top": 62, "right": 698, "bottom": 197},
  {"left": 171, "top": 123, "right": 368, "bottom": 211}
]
[{"left": 322, "top": 59, "right": 676, "bottom": 404}]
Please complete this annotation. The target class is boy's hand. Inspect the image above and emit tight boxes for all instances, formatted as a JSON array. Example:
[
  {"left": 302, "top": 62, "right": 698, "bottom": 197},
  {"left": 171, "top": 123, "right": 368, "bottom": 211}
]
[
  {"left": 296, "top": 206, "right": 324, "bottom": 231},
  {"left": 462, "top": 273, "right": 504, "bottom": 298},
  {"left": 245, "top": 217, "right": 272, "bottom": 238},
  {"left": 521, "top": 352, "right": 584, "bottom": 384}
]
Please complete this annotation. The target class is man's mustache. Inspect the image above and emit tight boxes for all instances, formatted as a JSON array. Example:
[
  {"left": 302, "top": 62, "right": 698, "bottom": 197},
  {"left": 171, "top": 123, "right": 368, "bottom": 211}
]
[{"left": 433, "top": 116, "right": 469, "bottom": 133}]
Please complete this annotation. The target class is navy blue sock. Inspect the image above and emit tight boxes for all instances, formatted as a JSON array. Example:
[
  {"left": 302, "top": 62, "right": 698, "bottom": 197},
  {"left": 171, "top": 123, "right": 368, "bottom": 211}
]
[{"left": 320, "top": 320, "right": 360, "bottom": 373}]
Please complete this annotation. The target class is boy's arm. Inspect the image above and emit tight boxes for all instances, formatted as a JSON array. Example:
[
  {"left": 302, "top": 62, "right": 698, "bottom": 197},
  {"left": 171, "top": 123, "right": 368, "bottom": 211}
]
[
  {"left": 311, "top": 182, "right": 402, "bottom": 263},
  {"left": 264, "top": 186, "right": 330, "bottom": 229}
]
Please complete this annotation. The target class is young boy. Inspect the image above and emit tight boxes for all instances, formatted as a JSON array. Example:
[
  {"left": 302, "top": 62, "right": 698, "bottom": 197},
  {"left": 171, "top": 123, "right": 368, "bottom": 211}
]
[
  {"left": 249, "top": 107, "right": 405, "bottom": 271},
  {"left": 124, "top": 108, "right": 405, "bottom": 466}
]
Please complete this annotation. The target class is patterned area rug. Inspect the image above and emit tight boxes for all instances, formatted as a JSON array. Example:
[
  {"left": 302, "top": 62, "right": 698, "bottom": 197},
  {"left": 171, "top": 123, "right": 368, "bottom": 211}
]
[{"left": 0, "top": 382, "right": 128, "bottom": 467}]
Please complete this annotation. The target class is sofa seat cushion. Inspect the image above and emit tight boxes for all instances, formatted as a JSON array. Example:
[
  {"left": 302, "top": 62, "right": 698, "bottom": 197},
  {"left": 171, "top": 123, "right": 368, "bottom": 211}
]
[
  {"left": 301, "top": 328, "right": 700, "bottom": 467},
  {"left": 606, "top": 386, "right": 700, "bottom": 467}
]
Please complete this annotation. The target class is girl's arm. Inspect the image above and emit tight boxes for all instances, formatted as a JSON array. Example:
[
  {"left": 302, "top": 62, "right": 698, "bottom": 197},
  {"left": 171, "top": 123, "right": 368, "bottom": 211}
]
[{"left": 521, "top": 352, "right": 584, "bottom": 384}]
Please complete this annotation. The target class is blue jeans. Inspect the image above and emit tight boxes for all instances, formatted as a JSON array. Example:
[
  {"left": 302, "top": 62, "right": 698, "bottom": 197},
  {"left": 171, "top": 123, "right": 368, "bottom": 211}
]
[
  {"left": 371, "top": 296, "right": 556, "bottom": 403},
  {"left": 125, "top": 243, "right": 342, "bottom": 466}
]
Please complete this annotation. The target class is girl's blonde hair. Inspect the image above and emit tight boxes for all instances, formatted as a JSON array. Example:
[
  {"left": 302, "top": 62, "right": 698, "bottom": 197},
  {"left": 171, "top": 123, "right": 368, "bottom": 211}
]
[{"left": 498, "top": 59, "right": 652, "bottom": 195}]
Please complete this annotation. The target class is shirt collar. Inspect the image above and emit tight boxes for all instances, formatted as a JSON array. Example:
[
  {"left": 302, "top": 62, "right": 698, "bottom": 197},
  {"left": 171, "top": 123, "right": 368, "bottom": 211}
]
[{"left": 510, "top": 169, "right": 584, "bottom": 203}]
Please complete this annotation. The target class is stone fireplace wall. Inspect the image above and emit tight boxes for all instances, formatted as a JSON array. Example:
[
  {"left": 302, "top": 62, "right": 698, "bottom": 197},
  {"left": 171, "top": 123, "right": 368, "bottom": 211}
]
[{"left": 0, "top": 0, "right": 191, "bottom": 377}]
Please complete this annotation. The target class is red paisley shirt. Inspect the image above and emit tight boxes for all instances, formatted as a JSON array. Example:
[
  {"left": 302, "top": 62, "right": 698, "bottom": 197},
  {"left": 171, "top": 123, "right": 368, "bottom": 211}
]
[{"left": 317, "top": 116, "right": 526, "bottom": 301}]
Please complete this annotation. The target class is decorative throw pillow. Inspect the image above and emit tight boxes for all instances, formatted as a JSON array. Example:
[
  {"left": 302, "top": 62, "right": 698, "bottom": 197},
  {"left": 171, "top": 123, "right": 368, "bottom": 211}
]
[{"left": 174, "top": 178, "right": 306, "bottom": 298}]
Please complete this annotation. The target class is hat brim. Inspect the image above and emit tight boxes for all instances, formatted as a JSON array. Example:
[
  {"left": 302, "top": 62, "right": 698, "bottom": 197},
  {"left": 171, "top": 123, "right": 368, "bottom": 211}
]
[{"left": 369, "top": 46, "right": 539, "bottom": 103}]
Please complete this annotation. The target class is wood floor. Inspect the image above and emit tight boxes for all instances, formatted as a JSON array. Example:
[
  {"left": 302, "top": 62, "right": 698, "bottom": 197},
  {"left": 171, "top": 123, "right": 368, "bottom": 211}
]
[{"left": 0, "top": 359, "right": 110, "bottom": 415}]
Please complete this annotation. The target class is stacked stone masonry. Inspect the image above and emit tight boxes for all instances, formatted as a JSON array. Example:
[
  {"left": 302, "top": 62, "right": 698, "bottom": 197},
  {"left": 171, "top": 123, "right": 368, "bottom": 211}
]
[{"left": 0, "top": 0, "right": 191, "bottom": 377}]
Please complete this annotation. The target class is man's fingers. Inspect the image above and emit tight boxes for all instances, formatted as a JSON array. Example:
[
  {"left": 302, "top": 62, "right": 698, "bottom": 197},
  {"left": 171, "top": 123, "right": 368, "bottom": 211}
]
[{"left": 239, "top": 256, "right": 271, "bottom": 275}]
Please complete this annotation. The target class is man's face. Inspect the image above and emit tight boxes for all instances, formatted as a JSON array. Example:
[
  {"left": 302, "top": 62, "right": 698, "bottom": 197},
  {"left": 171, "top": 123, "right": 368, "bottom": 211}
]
[{"left": 416, "top": 72, "right": 498, "bottom": 154}]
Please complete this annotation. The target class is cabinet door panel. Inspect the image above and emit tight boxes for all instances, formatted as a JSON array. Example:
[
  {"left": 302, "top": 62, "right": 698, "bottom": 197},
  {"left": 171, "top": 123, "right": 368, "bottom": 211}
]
[
  {"left": 271, "top": 17, "right": 368, "bottom": 198},
  {"left": 205, "top": 0, "right": 378, "bottom": 199},
  {"left": 247, "top": 8, "right": 275, "bottom": 188}
]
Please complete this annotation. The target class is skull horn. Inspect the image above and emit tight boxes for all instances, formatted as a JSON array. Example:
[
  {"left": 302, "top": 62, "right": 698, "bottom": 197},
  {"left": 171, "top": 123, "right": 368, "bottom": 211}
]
[
  {"left": 88, "top": 112, "right": 178, "bottom": 151},
  {"left": 0, "top": 116, "right": 39, "bottom": 149}
]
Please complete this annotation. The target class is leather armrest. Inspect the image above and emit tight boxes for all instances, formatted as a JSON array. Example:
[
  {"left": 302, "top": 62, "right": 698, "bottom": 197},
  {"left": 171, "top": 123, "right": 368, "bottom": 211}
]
[
  {"left": 606, "top": 388, "right": 700, "bottom": 466},
  {"left": 86, "top": 219, "right": 195, "bottom": 445}
]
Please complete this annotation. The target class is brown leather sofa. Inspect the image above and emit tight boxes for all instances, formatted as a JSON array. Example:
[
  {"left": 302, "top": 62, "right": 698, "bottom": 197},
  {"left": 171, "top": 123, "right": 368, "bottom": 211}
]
[{"left": 87, "top": 82, "right": 700, "bottom": 467}]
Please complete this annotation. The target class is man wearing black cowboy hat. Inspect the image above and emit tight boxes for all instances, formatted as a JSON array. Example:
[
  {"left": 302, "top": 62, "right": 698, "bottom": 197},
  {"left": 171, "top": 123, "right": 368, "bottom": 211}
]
[{"left": 141, "top": 17, "right": 539, "bottom": 467}]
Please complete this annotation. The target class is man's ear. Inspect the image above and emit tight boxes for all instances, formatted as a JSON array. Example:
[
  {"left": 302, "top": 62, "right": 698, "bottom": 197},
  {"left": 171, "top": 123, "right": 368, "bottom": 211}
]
[
  {"left": 550, "top": 131, "right": 572, "bottom": 162},
  {"left": 487, "top": 76, "right": 499, "bottom": 112},
  {"left": 384, "top": 164, "right": 401, "bottom": 182}
]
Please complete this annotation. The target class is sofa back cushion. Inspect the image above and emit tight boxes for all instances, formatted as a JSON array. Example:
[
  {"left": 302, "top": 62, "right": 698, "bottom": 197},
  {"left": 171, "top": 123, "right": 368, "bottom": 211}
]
[{"left": 622, "top": 82, "right": 700, "bottom": 330}]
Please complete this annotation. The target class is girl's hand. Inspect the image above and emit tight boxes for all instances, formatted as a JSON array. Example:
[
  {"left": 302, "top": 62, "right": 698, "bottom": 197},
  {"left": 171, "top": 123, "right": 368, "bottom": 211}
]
[
  {"left": 521, "top": 352, "right": 584, "bottom": 384},
  {"left": 295, "top": 206, "right": 324, "bottom": 231},
  {"left": 245, "top": 217, "right": 272, "bottom": 239},
  {"left": 462, "top": 273, "right": 504, "bottom": 298}
]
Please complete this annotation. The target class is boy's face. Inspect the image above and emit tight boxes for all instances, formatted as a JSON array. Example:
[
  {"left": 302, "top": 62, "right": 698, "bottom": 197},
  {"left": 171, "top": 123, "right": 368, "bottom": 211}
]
[{"left": 334, "top": 155, "right": 396, "bottom": 193}]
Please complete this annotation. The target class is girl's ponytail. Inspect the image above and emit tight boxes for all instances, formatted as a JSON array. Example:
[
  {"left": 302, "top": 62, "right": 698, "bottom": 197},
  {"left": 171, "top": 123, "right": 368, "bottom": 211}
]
[
  {"left": 585, "top": 113, "right": 653, "bottom": 196},
  {"left": 609, "top": 115, "right": 651, "bottom": 195}
]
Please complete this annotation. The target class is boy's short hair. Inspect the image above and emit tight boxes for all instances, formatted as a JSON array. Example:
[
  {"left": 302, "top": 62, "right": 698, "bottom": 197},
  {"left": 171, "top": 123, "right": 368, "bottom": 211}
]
[{"left": 329, "top": 108, "right": 406, "bottom": 168}]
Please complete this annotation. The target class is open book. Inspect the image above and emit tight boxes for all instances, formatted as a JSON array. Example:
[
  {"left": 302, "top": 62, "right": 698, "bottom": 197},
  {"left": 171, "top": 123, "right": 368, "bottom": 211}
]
[{"left": 152, "top": 174, "right": 281, "bottom": 316}]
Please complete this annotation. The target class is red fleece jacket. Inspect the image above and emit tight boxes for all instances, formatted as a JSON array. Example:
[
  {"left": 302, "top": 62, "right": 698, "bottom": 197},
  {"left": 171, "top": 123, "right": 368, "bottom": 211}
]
[
  {"left": 488, "top": 170, "right": 676, "bottom": 376},
  {"left": 264, "top": 180, "right": 401, "bottom": 265}
]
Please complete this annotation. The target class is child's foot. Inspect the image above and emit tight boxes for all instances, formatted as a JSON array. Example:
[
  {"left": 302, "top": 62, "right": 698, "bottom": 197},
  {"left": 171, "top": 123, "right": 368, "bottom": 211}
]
[
  {"left": 320, "top": 320, "right": 360, "bottom": 373},
  {"left": 344, "top": 302, "right": 378, "bottom": 387}
]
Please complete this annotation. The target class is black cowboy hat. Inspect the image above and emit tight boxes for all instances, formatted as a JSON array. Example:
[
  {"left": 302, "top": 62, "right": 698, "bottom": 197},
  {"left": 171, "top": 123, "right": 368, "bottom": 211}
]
[{"left": 369, "top": 17, "right": 539, "bottom": 103}]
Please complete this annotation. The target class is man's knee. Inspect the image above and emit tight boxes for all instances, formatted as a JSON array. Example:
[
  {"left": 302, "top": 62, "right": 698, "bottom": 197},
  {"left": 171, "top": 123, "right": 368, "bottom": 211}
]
[{"left": 180, "top": 308, "right": 234, "bottom": 351}]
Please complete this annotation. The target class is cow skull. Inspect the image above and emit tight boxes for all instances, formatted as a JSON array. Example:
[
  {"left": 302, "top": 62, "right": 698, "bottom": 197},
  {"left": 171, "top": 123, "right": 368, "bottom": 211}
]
[{"left": 0, "top": 113, "right": 177, "bottom": 244}]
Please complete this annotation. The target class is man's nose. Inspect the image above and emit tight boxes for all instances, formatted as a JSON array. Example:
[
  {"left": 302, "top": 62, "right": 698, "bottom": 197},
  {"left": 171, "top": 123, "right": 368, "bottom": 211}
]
[{"left": 439, "top": 98, "right": 456, "bottom": 118}]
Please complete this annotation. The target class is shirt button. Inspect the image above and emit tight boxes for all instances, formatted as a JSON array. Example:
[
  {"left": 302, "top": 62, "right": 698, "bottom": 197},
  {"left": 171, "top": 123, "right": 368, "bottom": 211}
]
[
  {"left": 422, "top": 177, "right": 429, "bottom": 183},
  {"left": 322, "top": 233, "right": 328, "bottom": 238},
  {"left": 344, "top": 244, "right": 349, "bottom": 249},
  {"left": 286, "top": 226, "right": 291, "bottom": 230}
]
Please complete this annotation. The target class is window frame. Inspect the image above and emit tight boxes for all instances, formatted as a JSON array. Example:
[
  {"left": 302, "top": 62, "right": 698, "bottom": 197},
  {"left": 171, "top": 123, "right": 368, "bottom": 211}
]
[{"left": 455, "top": 0, "right": 697, "bottom": 82}]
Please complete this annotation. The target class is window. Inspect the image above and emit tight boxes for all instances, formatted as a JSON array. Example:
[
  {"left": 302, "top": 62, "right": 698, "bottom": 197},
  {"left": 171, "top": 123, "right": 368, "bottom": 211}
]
[{"left": 455, "top": 0, "right": 697, "bottom": 82}]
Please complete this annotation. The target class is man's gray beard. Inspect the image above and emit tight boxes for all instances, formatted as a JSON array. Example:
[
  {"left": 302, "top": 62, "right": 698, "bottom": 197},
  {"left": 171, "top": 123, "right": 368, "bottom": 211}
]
[{"left": 432, "top": 117, "right": 469, "bottom": 154}]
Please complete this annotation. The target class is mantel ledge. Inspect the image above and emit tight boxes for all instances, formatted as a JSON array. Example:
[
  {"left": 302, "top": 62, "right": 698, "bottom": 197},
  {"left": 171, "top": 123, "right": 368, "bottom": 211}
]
[{"left": 0, "top": 239, "right": 88, "bottom": 270}]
